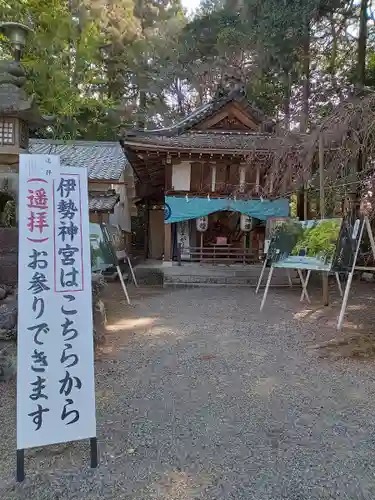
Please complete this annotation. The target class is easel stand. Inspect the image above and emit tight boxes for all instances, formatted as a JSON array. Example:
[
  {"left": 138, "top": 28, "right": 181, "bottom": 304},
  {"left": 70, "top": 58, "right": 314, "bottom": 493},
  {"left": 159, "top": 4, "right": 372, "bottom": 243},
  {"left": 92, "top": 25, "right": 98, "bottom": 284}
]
[
  {"left": 260, "top": 267, "right": 343, "bottom": 311},
  {"left": 117, "top": 265, "right": 131, "bottom": 305},
  {"left": 101, "top": 224, "right": 134, "bottom": 304},
  {"left": 337, "top": 217, "right": 375, "bottom": 330},
  {"left": 296, "top": 270, "right": 342, "bottom": 304},
  {"left": 126, "top": 255, "right": 138, "bottom": 287},
  {"left": 117, "top": 255, "right": 139, "bottom": 305},
  {"left": 255, "top": 258, "right": 293, "bottom": 294},
  {"left": 16, "top": 437, "right": 98, "bottom": 482}
]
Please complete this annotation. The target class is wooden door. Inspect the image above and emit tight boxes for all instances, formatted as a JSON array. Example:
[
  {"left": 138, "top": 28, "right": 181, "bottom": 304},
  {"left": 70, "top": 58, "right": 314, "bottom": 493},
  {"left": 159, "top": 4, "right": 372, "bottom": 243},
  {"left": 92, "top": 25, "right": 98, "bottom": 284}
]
[{"left": 148, "top": 209, "right": 164, "bottom": 259}]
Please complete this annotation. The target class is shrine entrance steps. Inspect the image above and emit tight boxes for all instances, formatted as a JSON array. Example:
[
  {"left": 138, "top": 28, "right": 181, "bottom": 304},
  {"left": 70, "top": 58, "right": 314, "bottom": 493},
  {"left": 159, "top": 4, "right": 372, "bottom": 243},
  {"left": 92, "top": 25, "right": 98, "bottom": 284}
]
[{"left": 133, "top": 261, "right": 300, "bottom": 288}]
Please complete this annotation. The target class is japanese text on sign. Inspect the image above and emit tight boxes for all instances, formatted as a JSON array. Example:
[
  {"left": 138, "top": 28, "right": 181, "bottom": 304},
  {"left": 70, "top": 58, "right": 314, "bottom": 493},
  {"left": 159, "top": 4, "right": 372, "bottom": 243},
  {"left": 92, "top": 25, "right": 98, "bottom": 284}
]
[{"left": 17, "top": 155, "right": 96, "bottom": 450}]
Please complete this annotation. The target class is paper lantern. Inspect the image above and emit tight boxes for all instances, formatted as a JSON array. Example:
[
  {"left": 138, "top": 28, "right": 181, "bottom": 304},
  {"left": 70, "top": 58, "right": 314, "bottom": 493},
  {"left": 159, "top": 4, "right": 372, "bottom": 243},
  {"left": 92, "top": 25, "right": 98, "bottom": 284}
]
[
  {"left": 196, "top": 216, "right": 208, "bottom": 232},
  {"left": 240, "top": 214, "right": 251, "bottom": 232}
]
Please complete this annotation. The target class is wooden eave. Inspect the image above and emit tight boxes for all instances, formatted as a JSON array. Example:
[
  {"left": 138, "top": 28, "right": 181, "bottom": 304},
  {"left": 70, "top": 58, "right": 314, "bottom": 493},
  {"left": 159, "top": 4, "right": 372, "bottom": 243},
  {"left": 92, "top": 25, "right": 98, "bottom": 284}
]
[{"left": 122, "top": 140, "right": 280, "bottom": 157}]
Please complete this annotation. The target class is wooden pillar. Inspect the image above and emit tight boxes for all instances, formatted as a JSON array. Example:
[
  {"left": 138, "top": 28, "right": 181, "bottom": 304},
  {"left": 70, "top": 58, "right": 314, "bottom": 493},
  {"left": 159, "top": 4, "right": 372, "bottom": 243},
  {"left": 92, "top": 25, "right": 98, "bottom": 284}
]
[
  {"left": 211, "top": 164, "right": 216, "bottom": 192},
  {"left": 297, "top": 190, "right": 305, "bottom": 220},
  {"left": 164, "top": 222, "right": 172, "bottom": 261},
  {"left": 255, "top": 164, "right": 260, "bottom": 194},
  {"left": 144, "top": 202, "right": 149, "bottom": 259},
  {"left": 319, "top": 133, "right": 329, "bottom": 306}
]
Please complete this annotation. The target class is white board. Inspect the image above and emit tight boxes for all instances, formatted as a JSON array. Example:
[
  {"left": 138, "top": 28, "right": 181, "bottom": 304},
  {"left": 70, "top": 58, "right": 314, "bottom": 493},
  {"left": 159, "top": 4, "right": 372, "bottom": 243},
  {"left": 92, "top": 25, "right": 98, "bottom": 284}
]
[
  {"left": 177, "top": 220, "right": 191, "bottom": 259},
  {"left": 17, "top": 154, "right": 96, "bottom": 450},
  {"left": 172, "top": 161, "right": 191, "bottom": 191}
]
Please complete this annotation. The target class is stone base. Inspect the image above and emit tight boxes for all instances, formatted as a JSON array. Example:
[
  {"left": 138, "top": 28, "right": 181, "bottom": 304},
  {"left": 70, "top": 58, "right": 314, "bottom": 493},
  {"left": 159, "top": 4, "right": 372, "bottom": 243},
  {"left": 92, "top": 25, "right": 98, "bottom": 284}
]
[
  {"left": 0, "top": 228, "right": 17, "bottom": 285},
  {"left": 162, "top": 264, "right": 299, "bottom": 288}
]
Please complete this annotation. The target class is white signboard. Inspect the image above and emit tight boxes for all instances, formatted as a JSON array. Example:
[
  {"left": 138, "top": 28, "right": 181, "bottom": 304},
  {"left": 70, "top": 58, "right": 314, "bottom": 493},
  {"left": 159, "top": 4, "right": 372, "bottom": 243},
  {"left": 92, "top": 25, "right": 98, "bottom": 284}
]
[{"left": 17, "top": 154, "right": 96, "bottom": 450}]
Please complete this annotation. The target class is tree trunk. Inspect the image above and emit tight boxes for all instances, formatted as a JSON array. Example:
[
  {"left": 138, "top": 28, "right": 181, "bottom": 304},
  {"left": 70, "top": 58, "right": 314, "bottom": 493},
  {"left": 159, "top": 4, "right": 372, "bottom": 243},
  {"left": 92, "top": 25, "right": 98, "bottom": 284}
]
[
  {"left": 357, "top": 0, "right": 368, "bottom": 89},
  {"left": 300, "top": 22, "right": 310, "bottom": 134},
  {"left": 352, "top": 0, "right": 368, "bottom": 219},
  {"left": 297, "top": 21, "right": 311, "bottom": 220},
  {"left": 329, "top": 14, "right": 343, "bottom": 101},
  {"left": 137, "top": 87, "right": 147, "bottom": 129},
  {"left": 283, "top": 69, "right": 291, "bottom": 132}
]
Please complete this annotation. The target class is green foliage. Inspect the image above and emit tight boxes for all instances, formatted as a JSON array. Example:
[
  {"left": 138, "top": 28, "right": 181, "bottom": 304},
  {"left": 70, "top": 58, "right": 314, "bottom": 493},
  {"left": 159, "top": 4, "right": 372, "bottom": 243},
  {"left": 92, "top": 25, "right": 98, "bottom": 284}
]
[
  {"left": 0, "top": 0, "right": 370, "bottom": 138},
  {"left": 3, "top": 200, "right": 16, "bottom": 228},
  {"left": 291, "top": 220, "right": 342, "bottom": 261},
  {"left": 268, "top": 219, "right": 342, "bottom": 265},
  {"left": 0, "top": 0, "right": 187, "bottom": 136}
]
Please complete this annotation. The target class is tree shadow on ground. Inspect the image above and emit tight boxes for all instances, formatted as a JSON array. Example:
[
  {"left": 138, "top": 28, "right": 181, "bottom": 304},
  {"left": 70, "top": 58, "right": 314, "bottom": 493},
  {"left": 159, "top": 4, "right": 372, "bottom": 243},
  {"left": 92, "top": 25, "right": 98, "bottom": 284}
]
[{"left": 283, "top": 281, "right": 375, "bottom": 359}]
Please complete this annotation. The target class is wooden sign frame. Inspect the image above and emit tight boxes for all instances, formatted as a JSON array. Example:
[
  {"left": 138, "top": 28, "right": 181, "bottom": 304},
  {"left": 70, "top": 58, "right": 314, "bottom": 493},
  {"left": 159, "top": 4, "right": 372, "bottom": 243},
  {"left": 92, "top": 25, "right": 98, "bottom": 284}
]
[{"left": 337, "top": 217, "right": 375, "bottom": 330}]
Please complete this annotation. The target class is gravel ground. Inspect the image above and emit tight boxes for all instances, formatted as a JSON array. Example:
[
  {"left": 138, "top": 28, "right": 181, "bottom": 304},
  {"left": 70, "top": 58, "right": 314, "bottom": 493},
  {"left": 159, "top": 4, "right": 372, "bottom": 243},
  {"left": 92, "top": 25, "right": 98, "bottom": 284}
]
[{"left": 2, "top": 283, "right": 375, "bottom": 499}]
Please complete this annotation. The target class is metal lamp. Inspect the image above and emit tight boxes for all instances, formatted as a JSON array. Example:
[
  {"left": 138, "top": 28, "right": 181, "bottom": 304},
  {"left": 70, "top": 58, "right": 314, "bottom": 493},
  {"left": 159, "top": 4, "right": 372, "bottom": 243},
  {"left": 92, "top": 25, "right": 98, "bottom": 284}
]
[{"left": 0, "top": 22, "right": 33, "bottom": 61}]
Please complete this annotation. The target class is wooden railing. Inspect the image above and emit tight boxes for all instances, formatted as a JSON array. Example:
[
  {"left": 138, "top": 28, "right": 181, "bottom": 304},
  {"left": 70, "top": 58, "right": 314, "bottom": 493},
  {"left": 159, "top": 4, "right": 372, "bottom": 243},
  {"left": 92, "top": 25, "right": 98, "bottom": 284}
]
[{"left": 177, "top": 244, "right": 259, "bottom": 265}]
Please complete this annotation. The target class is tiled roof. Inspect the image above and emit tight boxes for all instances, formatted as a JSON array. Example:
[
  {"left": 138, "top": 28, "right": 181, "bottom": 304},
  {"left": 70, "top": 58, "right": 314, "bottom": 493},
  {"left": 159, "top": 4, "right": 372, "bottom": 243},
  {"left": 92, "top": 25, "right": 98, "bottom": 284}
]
[
  {"left": 29, "top": 139, "right": 129, "bottom": 181},
  {"left": 89, "top": 194, "right": 119, "bottom": 212},
  {"left": 123, "top": 131, "right": 303, "bottom": 152},
  {"left": 122, "top": 88, "right": 273, "bottom": 138}
]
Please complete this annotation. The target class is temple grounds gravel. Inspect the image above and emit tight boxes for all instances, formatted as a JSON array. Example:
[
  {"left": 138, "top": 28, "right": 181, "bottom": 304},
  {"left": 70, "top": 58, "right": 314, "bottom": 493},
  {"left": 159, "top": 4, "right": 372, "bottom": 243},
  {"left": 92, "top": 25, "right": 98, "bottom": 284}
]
[{"left": 1, "top": 284, "right": 375, "bottom": 499}]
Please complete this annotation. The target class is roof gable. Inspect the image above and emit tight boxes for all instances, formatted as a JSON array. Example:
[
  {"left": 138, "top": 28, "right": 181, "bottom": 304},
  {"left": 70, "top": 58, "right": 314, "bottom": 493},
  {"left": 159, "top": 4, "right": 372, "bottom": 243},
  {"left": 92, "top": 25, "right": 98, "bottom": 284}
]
[
  {"left": 196, "top": 101, "right": 260, "bottom": 132},
  {"left": 171, "top": 88, "right": 271, "bottom": 134},
  {"left": 123, "top": 88, "right": 274, "bottom": 139}
]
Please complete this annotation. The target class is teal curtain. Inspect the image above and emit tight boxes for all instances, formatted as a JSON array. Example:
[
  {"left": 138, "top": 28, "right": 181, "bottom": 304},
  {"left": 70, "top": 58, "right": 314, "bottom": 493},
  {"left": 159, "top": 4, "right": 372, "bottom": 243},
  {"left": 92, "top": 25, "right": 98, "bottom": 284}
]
[{"left": 164, "top": 196, "right": 289, "bottom": 224}]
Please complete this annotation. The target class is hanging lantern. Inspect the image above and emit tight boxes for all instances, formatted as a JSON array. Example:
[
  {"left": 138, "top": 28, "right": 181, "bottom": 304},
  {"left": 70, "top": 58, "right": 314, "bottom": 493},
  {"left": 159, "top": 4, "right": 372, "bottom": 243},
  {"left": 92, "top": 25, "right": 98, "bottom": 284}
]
[
  {"left": 196, "top": 216, "right": 208, "bottom": 232},
  {"left": 240, "top": 214, "right": 251, "bottom": 232}
]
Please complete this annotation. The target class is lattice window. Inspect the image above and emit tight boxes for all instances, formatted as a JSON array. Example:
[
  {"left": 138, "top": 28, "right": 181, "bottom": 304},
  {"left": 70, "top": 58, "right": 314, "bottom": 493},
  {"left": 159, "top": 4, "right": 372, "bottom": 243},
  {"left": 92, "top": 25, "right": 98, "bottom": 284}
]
[{"left": 0, "top": 119, "right": 15, "bottom": 145}]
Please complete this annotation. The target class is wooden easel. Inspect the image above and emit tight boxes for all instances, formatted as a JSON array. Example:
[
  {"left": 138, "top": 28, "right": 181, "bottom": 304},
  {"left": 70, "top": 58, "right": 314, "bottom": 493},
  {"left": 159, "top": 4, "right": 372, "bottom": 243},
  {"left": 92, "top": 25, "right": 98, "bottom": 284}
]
[
  {"left": 101, "top": 224, "right": 135, "bottom": 305},
  {"left": 259, "top": 266, "right": 342, "bottom": 311},
  {"left": 255, "top": 257, "right": 293, "bottom": 294},
  {"left": 337, "top": 217, "right": 375, "bottom": 330}
]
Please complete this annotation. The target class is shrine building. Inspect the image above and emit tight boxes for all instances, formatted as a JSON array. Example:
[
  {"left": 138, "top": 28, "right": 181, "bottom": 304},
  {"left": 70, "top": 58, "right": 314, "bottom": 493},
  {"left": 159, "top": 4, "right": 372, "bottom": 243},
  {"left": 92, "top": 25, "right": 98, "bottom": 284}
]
[{"left": 122, "top": 88, "right": 301, "bottom": 265}]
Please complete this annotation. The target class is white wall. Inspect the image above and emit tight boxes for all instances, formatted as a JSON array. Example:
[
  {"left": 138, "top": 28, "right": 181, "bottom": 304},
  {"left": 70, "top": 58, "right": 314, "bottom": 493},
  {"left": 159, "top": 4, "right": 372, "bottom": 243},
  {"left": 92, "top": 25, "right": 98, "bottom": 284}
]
[
  {"left": 109, "top": 173, "right": 132, "bottom": 233},
  {"left": 172, "top": 161, "right": 191, "bottom": 191}
]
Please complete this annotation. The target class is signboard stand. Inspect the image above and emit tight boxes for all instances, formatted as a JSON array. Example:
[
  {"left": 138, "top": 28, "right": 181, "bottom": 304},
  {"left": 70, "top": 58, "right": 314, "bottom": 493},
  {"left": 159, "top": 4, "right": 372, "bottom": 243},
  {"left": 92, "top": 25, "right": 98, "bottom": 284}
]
[
  {"left": 90, "top": 437, "right": 98, "bottom": 468},
  {"left": 298, "top": 269, "right": 311, "bottom": 303},
  {"left": 126, "top": 254, "right": 139, "bottom": 288},
  {"left": 17, "top": 155, "right": 97, "bottom": 481},
  {"left": 260, "top": 267, "right": 343, "bottom": 311},
  {"left": 257, "top": 216, "right": 293, "bottom": 294},
  {"left": 101, "top": 224, "right": 132, "bottom": 304},
  {"left": 16, "top": 436, "right": 98, "bottom": 482},
  {"left": 260, "top": 267, "right": 274, "bottom": 311},
  {"left": 335, "top": 272, "right": 343, "bottom": 297},
  {"left": 259, "top": 218, "right": 345, "bottom": 311},
  {"left": 337, "top": 217, "right": 375, "bottom": 330},
  {"left": 255, "top": 258, "right": 268, "bottom": 294},
  {"left": 255, "top": 258, "right": 293, "bottom": 294},
  {"left": 16, "top": 450, "right": 24, "bottom": 482},
  {"left": 117, "top": 264, "right": 131, "bottom": 305}
]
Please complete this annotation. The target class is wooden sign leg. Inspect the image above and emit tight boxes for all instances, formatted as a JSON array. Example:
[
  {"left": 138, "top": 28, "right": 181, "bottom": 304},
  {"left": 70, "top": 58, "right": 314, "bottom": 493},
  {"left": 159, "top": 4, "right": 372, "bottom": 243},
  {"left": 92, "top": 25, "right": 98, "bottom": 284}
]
[
  {"left": 260, "top": 266, "right": 274, "bottom": 311},
  {"left": 286, "top": 270, "right": 293, "bottom": 288},
  {"left": 117, "top": 265, "right": 131, "bottom": 305},
  {"left": 16, "top": 449, "right": 25, "bottom": 482},
  {"left": 298, "top": 269, "right": 311, "bottom": 303},
  {"left": 337, "top": 218, "right": 366, "bottom": 330},
  {"left": 337, "top": 270, "right": 354, "bottom": 330},
  {"left": 335, "top": 272, "right": 343, "bottom": 297},
  {"left": 255, "top": 258, "right": 268, "bottom": 294},
  {"left": 127, "top": 256, "right": 139, "bottom": 288},
  {"left": 322, "top": 272, "right": 329, "bottom": 306},
  {"left": 365, "top": 217, "right": 375, "bottom": 262},
  {"left": 90, "top": 437, "right": 98, "bottom": 468}
]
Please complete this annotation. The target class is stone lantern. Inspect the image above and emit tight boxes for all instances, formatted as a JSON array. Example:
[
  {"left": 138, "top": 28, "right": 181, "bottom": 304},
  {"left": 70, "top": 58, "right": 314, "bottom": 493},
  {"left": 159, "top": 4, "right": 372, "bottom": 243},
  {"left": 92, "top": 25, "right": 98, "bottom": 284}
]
[
  {"left": 0, "top": 23, "right": 50, "bottom": 286},
  {"left": 0, "top": 22, "right": 51, "bottom": 196}
]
